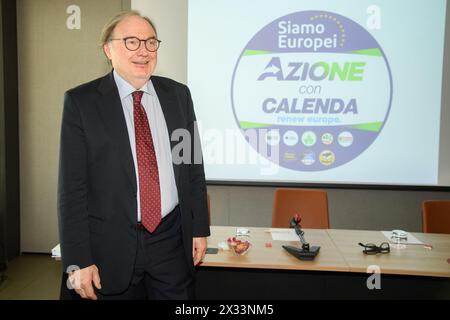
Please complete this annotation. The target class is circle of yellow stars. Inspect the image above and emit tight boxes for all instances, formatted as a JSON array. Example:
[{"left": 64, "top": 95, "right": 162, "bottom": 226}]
[{"left": 310, "top": 14, "right": 345, "bottom": 48}]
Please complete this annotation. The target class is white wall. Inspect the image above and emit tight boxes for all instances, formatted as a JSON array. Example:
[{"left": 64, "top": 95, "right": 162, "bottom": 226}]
[{"left": 132, "top": 0, "right": 187, "bottom": 83}]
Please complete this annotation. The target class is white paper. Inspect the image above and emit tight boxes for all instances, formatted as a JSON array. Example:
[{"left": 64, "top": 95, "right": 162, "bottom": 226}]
[
  {"left": 51, "top": 243, "right": 61, "bottom": 258},
  {"left": 270, "top": 229, "right": 300, "bottom": 242},
  {"left": 381, "top": 231, "right": 424, "bottom": 245}
]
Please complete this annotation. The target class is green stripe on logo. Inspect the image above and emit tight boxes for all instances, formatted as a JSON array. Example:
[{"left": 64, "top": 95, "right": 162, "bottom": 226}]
[
  {"left": 351, "top": 48, "right": 382, "bottom": 57},
  {"left": 239, "top": 121, "right": 272, "bottom": 129},
  {"left": 243, "top": 50, "right": 272, "bottom": 56},
  {"left": 349, "top": 122, "right": 383, "bottom": 132}
]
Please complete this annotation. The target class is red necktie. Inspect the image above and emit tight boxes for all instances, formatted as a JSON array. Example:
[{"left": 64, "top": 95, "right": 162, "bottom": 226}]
[{"left": 132, "top": 91, "right": 161, "bottom": 233}]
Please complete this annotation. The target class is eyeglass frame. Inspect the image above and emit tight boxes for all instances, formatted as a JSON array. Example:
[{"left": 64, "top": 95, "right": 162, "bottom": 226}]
[
  {"left": 108, "top": 36, "right": 162, "bottom": 52},
  {"left": 358, "top": 242, "right": 390, "bottom": 255}
]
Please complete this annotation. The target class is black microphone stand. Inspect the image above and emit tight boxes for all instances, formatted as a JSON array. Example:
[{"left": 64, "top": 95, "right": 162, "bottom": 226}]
[
  {"left": 293, "top": 222, "right": 310, "bottom": 251},
  {"left": 282, "top": 216, "right": 320, "bottom": 261}
]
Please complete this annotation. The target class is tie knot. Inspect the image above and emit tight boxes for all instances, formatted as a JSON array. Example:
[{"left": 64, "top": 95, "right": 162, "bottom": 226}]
[{"left": 132, "top": 91, "right": 144, "bottom": 104}]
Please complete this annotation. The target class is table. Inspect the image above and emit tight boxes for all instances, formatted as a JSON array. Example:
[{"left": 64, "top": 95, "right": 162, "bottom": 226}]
[
  {"left": 327, "top": 229, "right": 450, "bottom": 278},
  {"left": 196, "top": 226, "right": 450, "bottom": 299},
  {"left": 201, "top": 226, "right": 348, "bottom": 272}
]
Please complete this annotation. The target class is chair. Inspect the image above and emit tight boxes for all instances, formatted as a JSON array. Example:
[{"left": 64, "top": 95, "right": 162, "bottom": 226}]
[
  {"left": 422, "top": 200, "right": 450, "bottom": 234},
  {"left": 272, "top": 188, "right": 329, "bottom": 229}
]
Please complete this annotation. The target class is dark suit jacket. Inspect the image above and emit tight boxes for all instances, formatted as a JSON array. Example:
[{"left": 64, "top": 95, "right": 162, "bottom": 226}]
[{"left": 57, "top": 71, "right": 210, "bottom": 294}]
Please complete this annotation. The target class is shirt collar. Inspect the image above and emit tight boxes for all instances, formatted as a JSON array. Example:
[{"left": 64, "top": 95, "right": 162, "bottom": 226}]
[{"left": 113, "top": 69, "right": 154, "bottom": 100}]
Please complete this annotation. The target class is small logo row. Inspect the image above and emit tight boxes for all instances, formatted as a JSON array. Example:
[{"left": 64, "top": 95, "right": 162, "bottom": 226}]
[
  {"left": 266, "top": 130, "right": 353, "bottom": 148},
  {"left": 284, "top": 150, "right": 336, "bottom": 166}
]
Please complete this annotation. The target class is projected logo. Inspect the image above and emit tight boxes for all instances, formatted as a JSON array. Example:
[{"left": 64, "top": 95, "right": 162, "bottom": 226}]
[{"left": 231, "top": 11, "right": 393, "bottom": 171}]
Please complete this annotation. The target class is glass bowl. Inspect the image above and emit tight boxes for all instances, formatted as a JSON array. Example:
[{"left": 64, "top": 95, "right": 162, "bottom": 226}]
[{"left": 227, "top": 235, "right": 251, "bottom": 256}]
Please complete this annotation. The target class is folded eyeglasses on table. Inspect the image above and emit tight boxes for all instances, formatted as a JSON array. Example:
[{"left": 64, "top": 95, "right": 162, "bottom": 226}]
[{"left": 358, "top": 242, "right": 390, "bottom": 255}]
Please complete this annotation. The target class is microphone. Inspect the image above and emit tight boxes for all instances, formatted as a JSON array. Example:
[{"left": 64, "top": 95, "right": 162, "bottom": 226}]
[{"left": 282, "top": 214, "right": 320, "bottom": 261}]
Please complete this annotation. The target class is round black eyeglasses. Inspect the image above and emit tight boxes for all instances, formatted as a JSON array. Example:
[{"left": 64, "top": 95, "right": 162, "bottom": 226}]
[{"left": 109, "top": 36, "right": 161, "bottom": 52}]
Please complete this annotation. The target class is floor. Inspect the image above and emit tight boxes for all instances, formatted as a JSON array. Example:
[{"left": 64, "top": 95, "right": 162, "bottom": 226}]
[{"left": 0, "top": 254, "right": 61, "bottom": 300}]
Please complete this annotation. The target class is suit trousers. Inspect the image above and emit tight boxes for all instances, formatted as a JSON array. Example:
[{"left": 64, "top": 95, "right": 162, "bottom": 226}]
[{"left": 60, "top": 206, "right": 195, "bottom": 300}]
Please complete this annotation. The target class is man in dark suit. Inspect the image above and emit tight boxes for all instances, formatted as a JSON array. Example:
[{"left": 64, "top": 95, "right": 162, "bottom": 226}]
[{"left": 58, "top": 10, "right": 210, "bottom": 300}]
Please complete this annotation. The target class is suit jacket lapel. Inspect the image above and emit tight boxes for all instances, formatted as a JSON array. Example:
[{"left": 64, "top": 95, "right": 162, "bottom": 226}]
[
  {"left": 151, "top": 77, "right": 182, "bottom": 193},
  {"left": 96, "top": 72, "right": 137, "bottom": 195}
]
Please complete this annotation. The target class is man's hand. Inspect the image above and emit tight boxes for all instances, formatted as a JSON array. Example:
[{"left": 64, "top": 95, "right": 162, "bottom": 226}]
[
  {"left": 192, "top": 237, "right": 207, "bottom": 266},
  {"left": 69, "top": 264, "right": 102, "bottom": 300}
]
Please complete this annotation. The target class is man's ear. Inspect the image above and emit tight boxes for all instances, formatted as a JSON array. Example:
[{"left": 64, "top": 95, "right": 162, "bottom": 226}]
[{"left": 103, "top": 43, "right": 112, "bottom": 60}]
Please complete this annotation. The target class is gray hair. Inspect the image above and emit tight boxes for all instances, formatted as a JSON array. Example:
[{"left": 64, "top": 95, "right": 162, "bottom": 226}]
[{"left": 100, "top": 10, "right": 157, "bottom": 47}]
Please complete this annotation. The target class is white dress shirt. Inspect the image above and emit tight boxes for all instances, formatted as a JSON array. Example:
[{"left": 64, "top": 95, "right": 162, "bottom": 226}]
[{"left": 113, "top": 70, "right": 179, "bottom": 221}]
